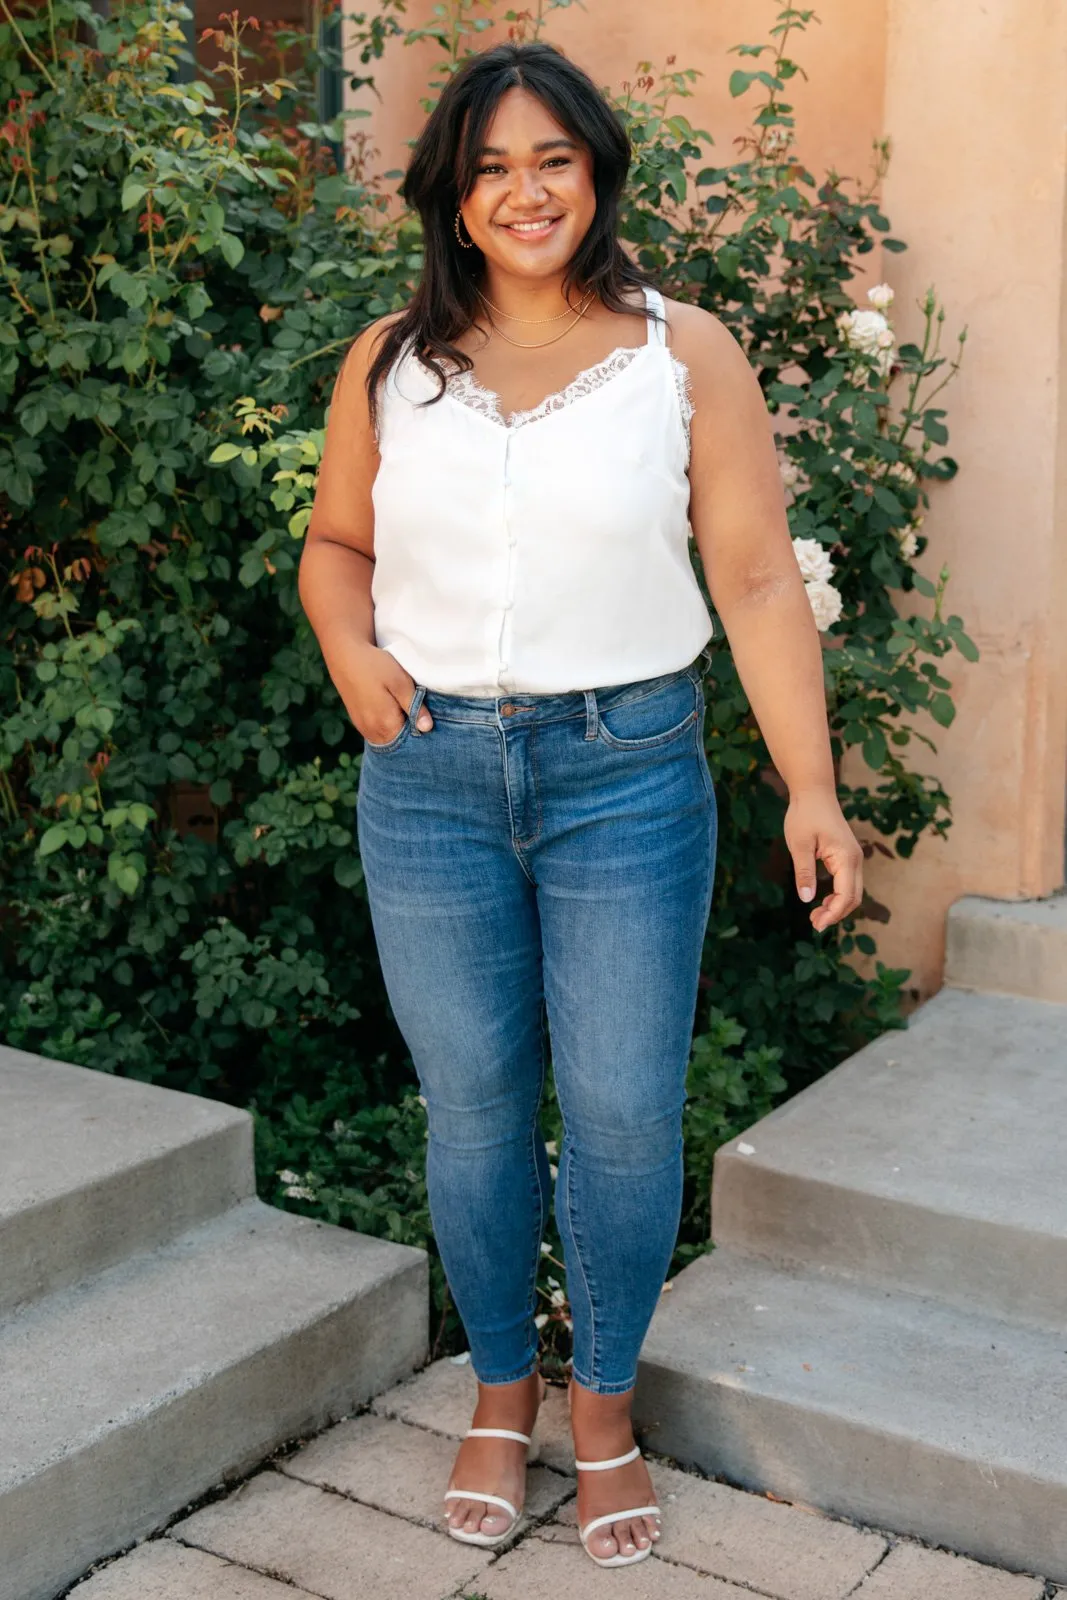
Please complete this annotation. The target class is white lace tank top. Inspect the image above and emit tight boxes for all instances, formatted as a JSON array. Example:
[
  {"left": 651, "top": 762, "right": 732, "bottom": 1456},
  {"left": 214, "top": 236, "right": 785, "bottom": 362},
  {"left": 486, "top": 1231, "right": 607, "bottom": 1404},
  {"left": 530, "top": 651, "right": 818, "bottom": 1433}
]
[{"left": 369, "top": 284, "right": 714, "bottom": 695}]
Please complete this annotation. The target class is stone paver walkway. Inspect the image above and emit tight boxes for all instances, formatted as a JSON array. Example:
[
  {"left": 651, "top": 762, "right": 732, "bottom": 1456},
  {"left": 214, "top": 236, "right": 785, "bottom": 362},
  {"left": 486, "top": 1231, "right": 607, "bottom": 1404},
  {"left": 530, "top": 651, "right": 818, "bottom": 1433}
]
[{"left": 69, "top": 1356, "right": 1056, "bottom": 1600}]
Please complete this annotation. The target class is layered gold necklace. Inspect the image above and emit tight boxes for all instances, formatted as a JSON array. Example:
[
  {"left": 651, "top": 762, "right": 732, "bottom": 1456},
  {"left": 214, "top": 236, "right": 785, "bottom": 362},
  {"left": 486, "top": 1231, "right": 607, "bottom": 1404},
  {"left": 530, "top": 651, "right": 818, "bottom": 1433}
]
[{"left": 475, "top": 284, "right": 595, "bottom": 350}]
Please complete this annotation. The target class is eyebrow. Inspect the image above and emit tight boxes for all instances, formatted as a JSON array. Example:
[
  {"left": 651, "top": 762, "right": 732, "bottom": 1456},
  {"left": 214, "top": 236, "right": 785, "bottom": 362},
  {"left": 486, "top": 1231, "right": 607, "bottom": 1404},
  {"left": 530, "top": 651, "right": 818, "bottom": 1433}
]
[{"left": 476, "top": 137, "right": 580, "bottom": 157}]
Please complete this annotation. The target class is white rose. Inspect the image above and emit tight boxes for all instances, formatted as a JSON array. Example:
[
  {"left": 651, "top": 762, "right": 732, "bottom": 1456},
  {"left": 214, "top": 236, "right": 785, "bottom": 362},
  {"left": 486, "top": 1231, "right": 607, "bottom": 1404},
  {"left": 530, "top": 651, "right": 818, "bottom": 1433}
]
[
  {"left": 867, "top": 282, "right": 894, "bottom": 311},
  {"left": 779, "top": 455, "right": 801, "bottom": 491},
  {"left": 897, "top": 520, "right": 922, "bottom": 560},
  {"left": 886, "top": 458, "right": 917, "bottom": 485},
  {"left": 805, "top": 577, "right": 843, "bottom": 631},
  {"left": 792, "top": 536, "right": 834, "bottom": 585},
  {"left": 837, "top": 308, "right": 896, "bottom": 376}
]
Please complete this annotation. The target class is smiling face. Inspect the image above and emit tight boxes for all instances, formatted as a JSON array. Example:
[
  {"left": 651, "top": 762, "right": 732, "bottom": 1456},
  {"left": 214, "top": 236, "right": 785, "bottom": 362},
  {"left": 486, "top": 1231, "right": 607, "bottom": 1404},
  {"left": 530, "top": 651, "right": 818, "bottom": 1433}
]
[{"left": 458, "top": 86, "right": 597, "bottom": 283}]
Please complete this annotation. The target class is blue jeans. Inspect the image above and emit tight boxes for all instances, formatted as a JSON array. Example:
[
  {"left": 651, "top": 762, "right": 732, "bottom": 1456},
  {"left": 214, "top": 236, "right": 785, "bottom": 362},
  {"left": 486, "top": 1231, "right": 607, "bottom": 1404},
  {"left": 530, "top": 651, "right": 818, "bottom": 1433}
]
[{"left": 355, "top": 657, "right": 717, "bottom": 1395}]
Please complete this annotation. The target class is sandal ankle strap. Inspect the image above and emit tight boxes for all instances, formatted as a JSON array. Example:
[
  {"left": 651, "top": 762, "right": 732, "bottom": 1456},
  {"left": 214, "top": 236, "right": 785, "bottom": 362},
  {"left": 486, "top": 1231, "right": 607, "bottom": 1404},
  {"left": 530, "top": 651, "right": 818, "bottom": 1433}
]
[
  {"left": 574, "top": 1444, "right": 642, "bottom": 1471},
  {"left": 466, "top": 1426, "right": 532, "bottom": 1445}
]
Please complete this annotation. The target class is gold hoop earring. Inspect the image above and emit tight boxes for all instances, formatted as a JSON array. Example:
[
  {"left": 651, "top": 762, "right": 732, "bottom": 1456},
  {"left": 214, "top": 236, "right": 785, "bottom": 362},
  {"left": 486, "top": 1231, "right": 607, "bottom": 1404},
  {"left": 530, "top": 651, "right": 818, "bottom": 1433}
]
[{"left": 454, "top": 209, "right": 475, "bottom": 250}]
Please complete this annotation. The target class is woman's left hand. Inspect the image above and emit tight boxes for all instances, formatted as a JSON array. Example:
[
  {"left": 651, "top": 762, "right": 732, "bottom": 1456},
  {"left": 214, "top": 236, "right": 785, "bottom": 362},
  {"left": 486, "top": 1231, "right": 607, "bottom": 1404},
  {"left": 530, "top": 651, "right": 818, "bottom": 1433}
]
[{"left": 784, "top": 789, "right": 864, "bottom": 933}]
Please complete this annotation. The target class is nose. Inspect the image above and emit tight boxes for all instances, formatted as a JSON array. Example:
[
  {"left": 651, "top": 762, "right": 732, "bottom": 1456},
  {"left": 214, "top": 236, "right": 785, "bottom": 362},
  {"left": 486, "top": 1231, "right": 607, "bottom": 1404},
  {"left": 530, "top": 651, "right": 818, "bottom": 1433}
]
[{"left": 507, "top": 167, "right": 549, "bottom": 207}]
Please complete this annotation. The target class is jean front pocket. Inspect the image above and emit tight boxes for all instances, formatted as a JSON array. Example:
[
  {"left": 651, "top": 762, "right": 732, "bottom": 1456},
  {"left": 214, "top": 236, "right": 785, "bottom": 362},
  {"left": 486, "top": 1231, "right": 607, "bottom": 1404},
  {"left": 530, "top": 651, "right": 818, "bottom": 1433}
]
[
  {"left": 596, "top": 671, "right": 699, "bottom": 751},
  {"left": 363, "top": 719, "right": 412, "bottom": 755},
  {"left": 361, "top": 682, "right": 428, "bottom": 754}
]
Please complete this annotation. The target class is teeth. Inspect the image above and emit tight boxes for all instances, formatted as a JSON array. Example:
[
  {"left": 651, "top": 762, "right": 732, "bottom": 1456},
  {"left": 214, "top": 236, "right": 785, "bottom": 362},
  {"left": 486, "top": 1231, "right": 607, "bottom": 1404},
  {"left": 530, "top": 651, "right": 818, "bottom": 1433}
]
[{"left": 508, "top": 219, "right": 556, "bottom": 232}]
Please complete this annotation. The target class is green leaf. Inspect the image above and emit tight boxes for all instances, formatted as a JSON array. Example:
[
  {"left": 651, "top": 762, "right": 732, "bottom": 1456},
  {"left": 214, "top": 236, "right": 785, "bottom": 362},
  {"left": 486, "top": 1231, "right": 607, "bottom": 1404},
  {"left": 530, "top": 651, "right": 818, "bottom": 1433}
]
[
  {"left": 121, "top": 180, "right": 147, "bottom": 211},
  {"left": 219, "top": 233, "right": 245, "bottom": 269},
  {"left": 911, "top": 572, "right": 937, "bottom": 598},
  {"left": 717, "top": 245, "right": 742, "bottom": 280},
  {"left": 862, "top": 727, "right": 887, "bottom": 770},
  {"left": 334, "top": 856, "right": 364, "bottom": 889},
  {"left": 929, "top": 692, "right": 955, "bottom": 728},
  {"left": 872, "top": 485, "right": 904, "bottom": 516},
  {"left": 728, "top": 69, "right": 753, "bottom": 97},
  {"left": 20, "top": 399, "right": 49, "bottom": 437},
  {"left": 116, "top": 864, "right": 140, "bottom": 895},
  {"left": 870, "top": 545, "right": 899, "bottom": 587},
  {"left": 39, "top": 825, "right": 69, "bottom": 856},
  {"left": 209, "top": 443, "right": 242, "bottom": 463}
]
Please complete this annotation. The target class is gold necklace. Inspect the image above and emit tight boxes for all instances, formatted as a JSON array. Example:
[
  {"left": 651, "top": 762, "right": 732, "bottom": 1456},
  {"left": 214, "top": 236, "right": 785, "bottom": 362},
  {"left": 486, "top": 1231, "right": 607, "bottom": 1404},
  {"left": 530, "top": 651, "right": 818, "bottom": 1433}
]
[
  {"left": 480, "top": 297, "right": 593, "bottom": 350},
  {"left": 476, "top": 285, "right": 594, "bottom": 324}
]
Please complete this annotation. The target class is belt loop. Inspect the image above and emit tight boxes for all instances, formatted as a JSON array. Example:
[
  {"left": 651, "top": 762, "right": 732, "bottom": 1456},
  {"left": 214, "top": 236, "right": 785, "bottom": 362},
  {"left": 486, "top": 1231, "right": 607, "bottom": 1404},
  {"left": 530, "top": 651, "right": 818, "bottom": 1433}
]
[
  {"left": 583, "top": 688, "right": 599, "bottom": 741},
  {"left": 408, "top": 682, "right": 428, "bottom": 732}
]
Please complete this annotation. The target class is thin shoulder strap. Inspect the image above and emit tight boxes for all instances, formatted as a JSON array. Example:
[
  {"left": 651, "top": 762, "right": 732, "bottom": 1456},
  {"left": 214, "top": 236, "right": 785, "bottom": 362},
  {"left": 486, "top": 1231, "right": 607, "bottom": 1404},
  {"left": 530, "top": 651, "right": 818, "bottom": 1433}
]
[{"left": 643, "top": 284, "right": 667, "bottom": 347}]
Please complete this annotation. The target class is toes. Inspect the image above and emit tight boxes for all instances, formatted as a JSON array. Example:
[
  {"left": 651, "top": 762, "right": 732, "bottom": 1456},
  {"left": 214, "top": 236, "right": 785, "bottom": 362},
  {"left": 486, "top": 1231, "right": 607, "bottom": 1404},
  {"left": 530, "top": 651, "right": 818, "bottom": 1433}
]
[
  {"left": 593, "top": 1529, "right": 619, "bottom": 1558},
  {"left": 445, "top": 1497, "right": 509, "bottom": 1536},
  {"left": 446, "top": 1496, "right": 472, "bottom": 1528},
  {"left": 616, "top": 1519, "right": 638, "bottom": 1555},
  {"left": 444, "top": 1496, "right": 465, "bottom": 1527}
]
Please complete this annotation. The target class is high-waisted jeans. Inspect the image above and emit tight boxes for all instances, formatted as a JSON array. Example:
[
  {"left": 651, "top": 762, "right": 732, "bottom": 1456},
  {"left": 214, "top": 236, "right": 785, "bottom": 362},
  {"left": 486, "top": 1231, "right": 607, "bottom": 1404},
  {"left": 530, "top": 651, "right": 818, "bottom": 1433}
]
[{"left": 355, "top": 655, "right": 717, "bottom": 1395}]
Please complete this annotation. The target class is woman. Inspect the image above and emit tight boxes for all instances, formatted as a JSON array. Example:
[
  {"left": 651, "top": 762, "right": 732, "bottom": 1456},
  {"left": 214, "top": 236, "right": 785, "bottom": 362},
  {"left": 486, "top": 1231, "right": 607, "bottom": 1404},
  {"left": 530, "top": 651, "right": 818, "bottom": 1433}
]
[{"left": 300, "top": 39, "right": 862, "bottom": 1571}]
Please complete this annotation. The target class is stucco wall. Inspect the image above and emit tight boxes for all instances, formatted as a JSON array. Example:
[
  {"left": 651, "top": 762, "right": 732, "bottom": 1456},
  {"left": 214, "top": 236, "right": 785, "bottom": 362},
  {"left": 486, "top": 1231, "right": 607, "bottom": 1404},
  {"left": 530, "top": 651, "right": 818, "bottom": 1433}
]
[
  {"left": 347, "top": 0, "right": 1067, "bottom": 996},
  {"left": 860, "top": 0, "right": 1067, "bottom": 990},
  {"left": 355, "top": 1, "right": 886, "bottom": 197}
]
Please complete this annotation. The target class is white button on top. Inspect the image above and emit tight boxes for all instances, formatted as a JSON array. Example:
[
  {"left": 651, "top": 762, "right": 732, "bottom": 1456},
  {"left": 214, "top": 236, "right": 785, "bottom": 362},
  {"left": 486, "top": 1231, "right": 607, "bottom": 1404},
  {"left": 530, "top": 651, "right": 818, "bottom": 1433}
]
[{"left": 503, "top": 598, "right": 514, "bottom": 610}]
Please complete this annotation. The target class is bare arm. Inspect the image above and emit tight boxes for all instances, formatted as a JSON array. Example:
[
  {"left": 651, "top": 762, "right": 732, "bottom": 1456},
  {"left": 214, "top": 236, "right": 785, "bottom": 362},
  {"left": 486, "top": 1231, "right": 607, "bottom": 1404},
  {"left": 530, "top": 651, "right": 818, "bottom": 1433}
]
[
  {"left": 299, "top": 317, "right": 433, "bottom": 741},
  {"left": 670, "top": 300, "right": 862, "bottom": 932}
]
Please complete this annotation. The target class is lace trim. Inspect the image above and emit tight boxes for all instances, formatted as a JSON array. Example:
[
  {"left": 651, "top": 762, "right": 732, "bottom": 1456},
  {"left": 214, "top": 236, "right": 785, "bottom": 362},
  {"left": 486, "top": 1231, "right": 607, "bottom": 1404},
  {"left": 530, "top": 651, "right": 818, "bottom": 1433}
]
[
  {"left": 670, "top": 353, "right": 695, "bottom": 456},
  {"left": 444, "top": 345, "right": 694, "bottom": 459}
]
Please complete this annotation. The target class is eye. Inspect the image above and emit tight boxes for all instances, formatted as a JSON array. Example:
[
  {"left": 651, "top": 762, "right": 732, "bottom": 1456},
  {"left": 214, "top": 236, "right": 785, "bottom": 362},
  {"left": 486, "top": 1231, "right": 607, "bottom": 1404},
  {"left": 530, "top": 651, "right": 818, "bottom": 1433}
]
[
  {"left": 543, "top": 156, "right": 570, "bottom": 168},
  {"left": 477, "top": 163, "right": 506, "bottom": 175}
]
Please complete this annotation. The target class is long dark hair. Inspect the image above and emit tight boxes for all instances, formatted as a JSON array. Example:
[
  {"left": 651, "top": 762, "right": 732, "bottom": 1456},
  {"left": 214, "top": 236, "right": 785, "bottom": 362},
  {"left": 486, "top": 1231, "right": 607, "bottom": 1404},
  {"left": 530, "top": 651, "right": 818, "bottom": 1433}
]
[{"left": 364, "top": 40, "right": 660, "bottom": 433}]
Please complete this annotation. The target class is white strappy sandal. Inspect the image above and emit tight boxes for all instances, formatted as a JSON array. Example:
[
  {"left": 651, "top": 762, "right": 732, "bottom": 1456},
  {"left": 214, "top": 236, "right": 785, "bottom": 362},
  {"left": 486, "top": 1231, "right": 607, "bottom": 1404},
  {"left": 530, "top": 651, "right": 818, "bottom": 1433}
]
[
  {"left": 443, "top": 1378, "right": 546, "bottom": 1548},
  {"left": 575, "top": 1443, "right": 662, "bottom": 1568}
]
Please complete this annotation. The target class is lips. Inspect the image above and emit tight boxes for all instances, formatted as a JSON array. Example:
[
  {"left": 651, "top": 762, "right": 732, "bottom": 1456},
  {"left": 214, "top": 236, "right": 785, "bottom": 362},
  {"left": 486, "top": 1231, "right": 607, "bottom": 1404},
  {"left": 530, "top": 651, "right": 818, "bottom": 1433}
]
[{"left": 498, "top": 216, "right": 563, "bottom": 237}]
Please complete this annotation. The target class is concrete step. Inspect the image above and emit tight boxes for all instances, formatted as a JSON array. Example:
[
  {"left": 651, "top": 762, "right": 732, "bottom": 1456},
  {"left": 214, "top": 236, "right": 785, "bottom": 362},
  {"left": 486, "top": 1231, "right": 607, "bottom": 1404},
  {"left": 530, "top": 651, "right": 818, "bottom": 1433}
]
[
  {"left": 945, "top": 891, "right": 1067, "bottom": 1002},
  {"left": 0, "top": 1196, "right": 428, "bottom": 1600},
  {"left": 711, "top": 987, "right": 1067, "bottom": 1329},
  {"left": 0, "top": 1045, "right": 253, "bottom": 1314},
  {"left": 636, "top": 1248, "right": 1067, "bottom": 1582}
]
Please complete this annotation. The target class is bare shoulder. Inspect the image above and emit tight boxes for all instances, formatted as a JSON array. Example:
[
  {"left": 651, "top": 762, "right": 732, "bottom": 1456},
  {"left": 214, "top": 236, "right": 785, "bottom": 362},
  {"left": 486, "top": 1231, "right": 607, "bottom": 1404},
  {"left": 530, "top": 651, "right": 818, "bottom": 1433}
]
[
  {"left": 658, "top": 296, "right": 758, "bottom": 402},
  {"left": 340, "top": 307, "right": 408, "bottom": 383}
]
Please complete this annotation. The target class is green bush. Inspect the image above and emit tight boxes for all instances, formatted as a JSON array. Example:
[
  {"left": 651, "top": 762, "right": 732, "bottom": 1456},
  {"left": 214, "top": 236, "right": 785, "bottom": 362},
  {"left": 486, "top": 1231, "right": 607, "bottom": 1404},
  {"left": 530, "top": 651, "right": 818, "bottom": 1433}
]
[{"left": 0, "top": 0, "right": 973, "bottom": 1367}]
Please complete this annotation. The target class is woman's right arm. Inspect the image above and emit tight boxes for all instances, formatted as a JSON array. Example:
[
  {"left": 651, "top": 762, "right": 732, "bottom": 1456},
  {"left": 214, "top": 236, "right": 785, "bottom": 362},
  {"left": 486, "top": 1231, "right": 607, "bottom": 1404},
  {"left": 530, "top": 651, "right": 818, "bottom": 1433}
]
[{"left": 298, "top": 317, "right": 433, "bottom": 741}]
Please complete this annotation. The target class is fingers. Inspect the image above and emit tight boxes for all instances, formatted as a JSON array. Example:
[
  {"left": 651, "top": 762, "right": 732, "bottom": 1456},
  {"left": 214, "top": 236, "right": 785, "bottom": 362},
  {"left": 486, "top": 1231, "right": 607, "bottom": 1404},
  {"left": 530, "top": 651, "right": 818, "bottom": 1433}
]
[
  {"left": 808, "top": 847, "right": 864, "bottom": 932},
  {"left": 792, "top": 845, "right": 817, "bottom": 905},
  {"left": 786, "top": 799, "right": 863, "bottom": 932},
  {"left": 380, "top": 651, "right": 434, "bottom": 733}
]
